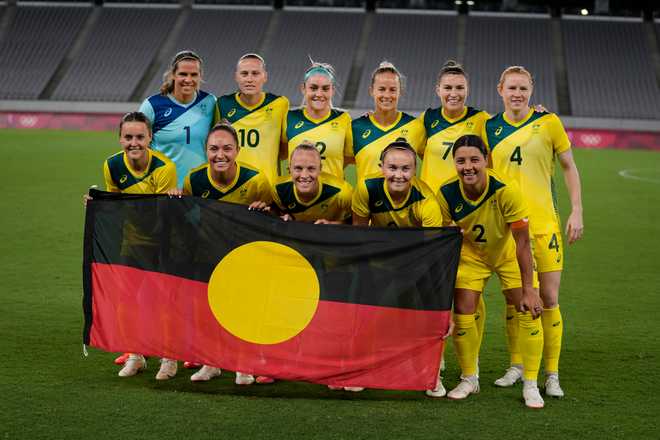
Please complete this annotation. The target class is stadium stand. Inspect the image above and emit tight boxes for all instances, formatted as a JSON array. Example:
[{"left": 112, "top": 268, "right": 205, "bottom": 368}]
[
  {"left": 140, "top": 8, "right": 272, "bottom": 100},
  {"left": 353, "top": 12, "right": 457, "bottom": 111},
  {"left": 262, "top": 10, "right": 365, "bottom": 106},
  {"left": 463, "top": 14, "right": 558, "bottom": 114},
  {"left": 0, "top": 6, "right": 90, "bottom": 99},
  {"left": 52, "top": 7, "right": 178, "bottom": 102},
  {"left": 562, "top": 17, "right": 660, "bottom": 119}
]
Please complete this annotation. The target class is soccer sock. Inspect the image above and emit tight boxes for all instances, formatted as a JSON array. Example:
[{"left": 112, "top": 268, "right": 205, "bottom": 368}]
[
  {"left": 452, "top": 313, "right": 479, "bottom": 377},
  {"left": 505, "top": 304, "right": 523, "bottom": 366},
  {"left": 517, "top": 311, "right": 544, "bottom": 381},
  {"left": 542, "top": 306, "right": 563, "bottom": 374},
  {"left": 475, "top": 294, "right": 486, "bottom": 352}
]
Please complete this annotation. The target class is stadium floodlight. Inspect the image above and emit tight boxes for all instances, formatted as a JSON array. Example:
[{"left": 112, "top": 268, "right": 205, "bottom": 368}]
[
  {"left": 580, "top": 8, "right": 589, "bottom": 15},
  {"left": 455, "top": 0, "right": 463, "bottom": 5},
  {"left": 467, "top": 0, "right": 474, "bottom": 5}
]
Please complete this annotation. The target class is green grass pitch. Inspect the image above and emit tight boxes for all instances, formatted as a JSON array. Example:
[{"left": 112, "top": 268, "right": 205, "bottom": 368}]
[{"left": 1, "top": 128, "right": 659, "bottom": 439}]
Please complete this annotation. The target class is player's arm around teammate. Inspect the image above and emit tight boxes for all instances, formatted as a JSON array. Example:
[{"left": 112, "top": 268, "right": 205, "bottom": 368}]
[
  {"left": 280, "top": 62, "right": 353, "bottom": 180},
  {"left": 351, "top": 62, "right": 426, "bottom": 181},
  {"left": 485, "top": 66, "right": 584, "bottom": 397},
  {"left": 139, "top": 50, "right": 216, "bottom": 189},
  {"left": 437, "top": 135, "right": 545, "bottom": 408},
  {"left": 85, "top": 112, "right": 178, "bottom": 380}
]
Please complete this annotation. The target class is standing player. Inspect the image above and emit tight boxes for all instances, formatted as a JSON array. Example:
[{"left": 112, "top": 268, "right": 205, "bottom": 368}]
[
  {"left": 88, "top": 112, "right": 178, "bottom": 380},
  {"left": 418, "top": 61, "right": 490, "bottom": 379},
  {"left": 216, "top": 53, "right": 289, "bottom": 184},
  {"left": 485, "top": 66, "right": 584, "bottom": 397},
  {"left": 351, "top": 62, "right": 426, "bottom": 181},
  {"left": 169, "top": 121, "right": 272, "bottom": 386},
  {"left": 352, "top": 139, "right": 449, "bottom": 395},
  {"left": 139, "top": 50, "right": 216, "bottom": 189},
  {"left": 438, "top": 135, "right": 545, "bottom": 408},
  {"left": 281, "top": 61, "right": 353, "bottom": 180}
]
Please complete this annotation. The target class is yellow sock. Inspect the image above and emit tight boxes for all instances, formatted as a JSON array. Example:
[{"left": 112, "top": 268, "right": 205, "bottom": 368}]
[
  {"left": 517, "top": 311, "right": 544, "bottom": 381},
  {"left": 452, "top": 313, "right": 479, "bottom": 377},
  {"left": 542, "top": 306, "right": 563, "bottom": 373},
  {"left": 475, "top": 294, "right": 486, "bottom": 352},
  {"left": 505, "top": 304, "right": 522, "bottom": 366}
]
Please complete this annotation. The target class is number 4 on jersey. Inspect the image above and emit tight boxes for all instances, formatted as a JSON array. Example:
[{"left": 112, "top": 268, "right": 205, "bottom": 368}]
[{"left": 510, "top": 146, "right": 522, "bottom": 165}]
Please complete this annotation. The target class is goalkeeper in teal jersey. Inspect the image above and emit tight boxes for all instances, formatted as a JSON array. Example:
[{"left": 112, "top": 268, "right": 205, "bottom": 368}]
[{"left": 139, "top": 50, "right": 216, "bottom": 188}]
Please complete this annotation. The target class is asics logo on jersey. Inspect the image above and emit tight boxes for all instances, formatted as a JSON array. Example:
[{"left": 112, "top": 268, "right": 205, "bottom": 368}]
[
  {"left": 454, "top": 203, "right": 463, "bottom": 213},
  {"left": 228, "top": 108, "right": 236, "bottom": 117},
  {"left": 506, "top": 315, "right": 514, "bottom": 321},
  {"left": 531, "top": 330, "right": 540, "bottom": 336},
  {"left": 553, "top": 321, "right": 561, "bottom": 327},
  {"left": 295, "top": 121, "right": 304, "bottom": 129},
  {"left": 431, "top": 120, "right": 439, "bottom": 129},
  {"left": 495, "top": 126, "right": 503, "bottom": 136},
  {"left": 375, "top": 200, "right": 383, "bottom": 207},
  {"left": 201, "top": 190, "right": 210, "bottom": 198},
  {"left": 361, "top": 129, "right": 371, "bottom": 139},
  {"left": 119, "top": 175, "right": 128, "bottom": 184},
  {"left": 457, "top": 331, "right": 466, "bottom": 336},
  {"left": 163, "top": 108, "right": 172, "bottom": 117}
]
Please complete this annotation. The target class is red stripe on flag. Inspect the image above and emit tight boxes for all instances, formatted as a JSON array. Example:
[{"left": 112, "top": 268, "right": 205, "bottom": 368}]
[{"left": 90, "top": 263, "right": 448, "bottom": 390}]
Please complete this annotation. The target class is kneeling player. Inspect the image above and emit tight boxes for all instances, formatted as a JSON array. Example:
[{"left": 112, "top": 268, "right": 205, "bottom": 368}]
[
  {"left": 351, "top": 139, "right": 450, "bottom": 395},
  {"left": 170, "top": 120, "right": 272, "bottom": 385},
  {"left": 437, "top": 134, "right": 545, "bottom": 408}
]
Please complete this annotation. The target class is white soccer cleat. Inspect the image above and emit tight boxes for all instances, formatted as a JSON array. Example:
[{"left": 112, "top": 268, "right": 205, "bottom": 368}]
[
  {"left": 155, "top": 358, "right": 177, "bottom": 380},
  {"left": 118, "top": 354, "right": 146, "bottom": 377},
  {"left": 190, "top": 365, "right": 221, "bottom": 382},
  {"left": 523, "top": 381, "right": 545, "bottom": 409},
  {"left": 544, "top": 374, "right": 565, "bottom": 398},
  {"left": 494, "top": 365, "right": 523, "bottom": 387},
  {"left": 447, "top": 375, "right": 479, "bottom": 400},
  {"left": 425, "top": 376, "right": 447, "bottom": 398},
  {"left": 235, "top": 372, "right": 255, "bottom": 385}
]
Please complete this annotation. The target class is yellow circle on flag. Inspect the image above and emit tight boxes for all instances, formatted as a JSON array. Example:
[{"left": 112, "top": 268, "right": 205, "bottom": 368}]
[{"left": 207, "top": 241, "right": 320, "bottom": 345}]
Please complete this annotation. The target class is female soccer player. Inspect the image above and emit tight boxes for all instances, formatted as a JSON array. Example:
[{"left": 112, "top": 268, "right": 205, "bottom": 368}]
[
  {"left": 169, "top": 121, "right": 272, "bottom": 386},
  {"left": 216, "top": 53, "right": 289, "bottom": 184},
  {"left": 437, "top": 134, "right": 545, "bottom": 408},
  {"left": 484, "top": 66, "right": 584, "bottom": 397},
  {"left": 87, "top": 112, "right": 178, "bottom": 380},
  {"left": 139, "top": 50, "right": 216, "bottom": 189},
  {"left": 352, "top": 139, "right": 449, "bottom": 395},
  {"left": 281, "top": 61, "right": 352, "bottom": 180},
  {"left": 351, "top": 61, "right": 426, "bottom": 181}
]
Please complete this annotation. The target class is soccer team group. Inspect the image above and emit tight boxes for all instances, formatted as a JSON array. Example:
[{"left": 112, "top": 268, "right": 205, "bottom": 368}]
[{"left": 92, "top": 49, "right": 584, "bottom": 409}]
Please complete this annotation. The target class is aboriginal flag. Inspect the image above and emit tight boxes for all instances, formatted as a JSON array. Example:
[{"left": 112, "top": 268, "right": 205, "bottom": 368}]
[{"left": 83, "top": 190, "right": 461, "bottom": 390}]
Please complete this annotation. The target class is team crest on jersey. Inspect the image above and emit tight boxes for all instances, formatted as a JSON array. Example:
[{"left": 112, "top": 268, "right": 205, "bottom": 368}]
[
  {"left": 361, "top": 129, "right": 371, "bottom": 139},
  {"left": 532, "top": 123, "right": 541, "bottom": 133},
  {"left": 431, "top": 120, "right": 439, "bottom": 129},
  {"left": 265, "top": 107, "right": 273, "bottom": 118},
  {"left": 119, "top": 175, "right": 128, "bottom": 184},
  {"left": 400, "top": 129, "right": 408, "bottom": 136},
  {"left": 331, "top": 121, "right": 339, "bottom": 129},
  {"left": 454, "top": 203, "right": 463, "bottom": 213},
  {"left": 240, "top": 187, "right": 248, "bottom": 198},
  {"left": 201, "top": 190, "right": 210, "bottom": 199},
  {"left": 227, "top": 108, "right": 236, "bottom": 117},
  {"left": 295, "top": 121, "right": 305, "bottom": 129},
  {"left": 200, "top": 103, "right": 207, "bottom": 112},
  {"left": 466, "top": 121, "right": 474, "bottom": 130},
  {"left": 163, "top": 108, "right": 172, "bottom": 117},
  {"left": 495, "top": 126, "right": 503, "bottom": 136}
]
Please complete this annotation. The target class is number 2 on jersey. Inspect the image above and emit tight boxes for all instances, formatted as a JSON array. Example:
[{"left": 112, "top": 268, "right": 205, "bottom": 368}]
[
  {"left": 472, "top": 224, "right": 487, "bottom": 243},
  {"left": 315, "top": 141, "right": 327, "bottom": 160}
]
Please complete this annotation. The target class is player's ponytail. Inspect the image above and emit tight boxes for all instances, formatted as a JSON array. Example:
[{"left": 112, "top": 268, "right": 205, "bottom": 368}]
[
  {"left": 160, "top": 50, "right": 204, "bottom": 96},
  {"left": 370, "top": 60, "right": 405, "bottom": 92},
  {"left": 437, "top": 60, "right": 468, "bottom": 83}
]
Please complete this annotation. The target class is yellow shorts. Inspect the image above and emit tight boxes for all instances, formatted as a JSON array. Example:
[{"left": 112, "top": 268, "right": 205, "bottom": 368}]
[
  {"left": 532, "top": 231, "right": 564, "bottom": 273},
  {"left": 455, "top": 252, "right": 539, "bottom": 292}
]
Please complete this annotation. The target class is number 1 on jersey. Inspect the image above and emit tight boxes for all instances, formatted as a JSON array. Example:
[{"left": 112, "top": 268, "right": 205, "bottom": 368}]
[{"left": 183, "top": 126, "right": 190, "bottom": 144}]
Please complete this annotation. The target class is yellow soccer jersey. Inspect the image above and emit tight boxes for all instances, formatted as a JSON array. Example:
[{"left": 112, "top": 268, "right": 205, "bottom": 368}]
[
  {"left": 484, "top": 110, "right": 570, "bottom": 234},
  {"left": 352, "top": 174, "right": 442, "bottom": 227},
  {"left": 216, "top": 92, "right": 289, "bottom": 183},
  {"left": 283, "top": 108, "right": 353, "bottom": 180},
  {"left": 183, "top": 161, "right": 272, "bottom": 206},
  {"left": 103, "top": 149, "right": 176, "bottom": 194},
  {"left": 272, "top": 172, "right": 353, "bottom": 223},
  {"left": 419, "top": 106, "right": 490, "bottom": 192},
  {"left": 351, "top": 112, "right": 426, "bottom": 180},
  {"left": 437, "top": 169, "right": 528, "bottom": 265}
]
